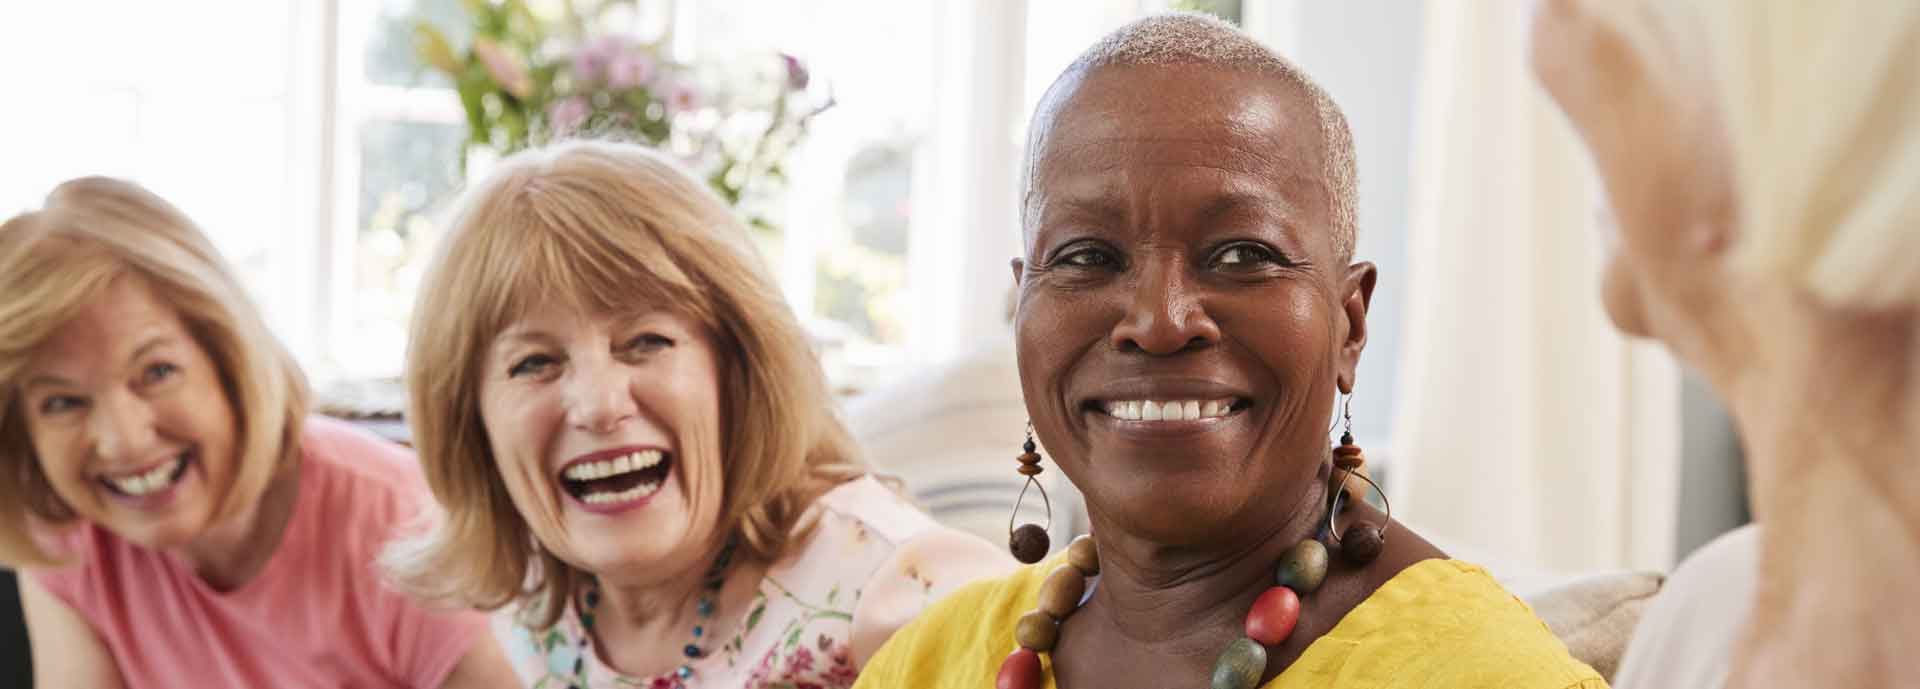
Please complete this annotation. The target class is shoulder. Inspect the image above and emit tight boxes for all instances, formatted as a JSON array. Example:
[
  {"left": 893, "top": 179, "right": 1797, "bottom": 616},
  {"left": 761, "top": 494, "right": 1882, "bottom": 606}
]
[
  {"left": 849, "top": 522, "right": 1015, "bottom": 666},
  {"left": 853, "top": 555, "right": 1052, "bottom": 689},
  {"left": 1611, "top": 525, "right": 1759, "bottom": 689},
  {"left": 23, "top": 523, "right": 114, "bottom": 606},
  {"left": 1303, "top": 559, "right": 1606, "bottom": 689},
  {"left": 296, "top": 416, "right": 430, "bottom": 519},
  {"left": 809, "top": 475, "right": 940, "bottom": 545}
]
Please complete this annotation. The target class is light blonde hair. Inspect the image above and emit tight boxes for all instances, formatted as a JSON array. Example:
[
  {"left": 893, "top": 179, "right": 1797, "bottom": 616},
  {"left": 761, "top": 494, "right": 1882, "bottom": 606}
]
[
  {"left": 1026, "top": 12, "right": 1359, "bottom": 261},
  {"left": 388, "top": 139, "right": 867, "bottom": 627},
  {"left": 1591, "top": 0, "right": 1920, "bottom": 309},
  {"left": 0, "top": 177, "right": 309, "bottom": 567}
]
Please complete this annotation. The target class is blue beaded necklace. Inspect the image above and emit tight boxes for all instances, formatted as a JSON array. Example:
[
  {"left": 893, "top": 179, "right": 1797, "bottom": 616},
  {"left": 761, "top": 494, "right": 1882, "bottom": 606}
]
[{"left": 577, "top": 539, "right": 738, "bottom": 688}]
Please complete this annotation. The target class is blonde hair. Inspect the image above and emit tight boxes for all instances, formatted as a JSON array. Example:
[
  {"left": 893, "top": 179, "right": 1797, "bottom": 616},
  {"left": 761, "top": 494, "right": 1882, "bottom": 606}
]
[
  {"left": 1593, "top": 0, "right": 1920, "bottom": 308},
  {"left": 388, "top": 139, "right": 867, "bottom": 626},
  {"left": 1027, "top": 12, "right": 1359, "bottom": 261},
  {"left": 0, "top": 177, "right": 310, "bottom": 567}
]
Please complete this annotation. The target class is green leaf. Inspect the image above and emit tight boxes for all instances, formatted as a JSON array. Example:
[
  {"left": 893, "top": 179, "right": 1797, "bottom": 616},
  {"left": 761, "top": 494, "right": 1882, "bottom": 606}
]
[
  {"left": 745, "top": 600, "right": 766, "bottom": 632},
  {"left": 412, "top": 23, "right": 462, "bottom": 75}
]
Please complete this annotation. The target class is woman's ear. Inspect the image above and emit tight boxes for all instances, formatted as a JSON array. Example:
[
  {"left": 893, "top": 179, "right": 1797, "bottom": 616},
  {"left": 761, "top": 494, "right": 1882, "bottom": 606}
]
[{"left": 1336, "top": 262, "right": 1378, "bottom": 394}]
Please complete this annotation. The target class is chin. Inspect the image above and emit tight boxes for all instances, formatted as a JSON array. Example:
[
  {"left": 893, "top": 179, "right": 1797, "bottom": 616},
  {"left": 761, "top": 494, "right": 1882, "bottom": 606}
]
[{"left": 1600, "top": 257, "right": 1654, "bottom": 338}]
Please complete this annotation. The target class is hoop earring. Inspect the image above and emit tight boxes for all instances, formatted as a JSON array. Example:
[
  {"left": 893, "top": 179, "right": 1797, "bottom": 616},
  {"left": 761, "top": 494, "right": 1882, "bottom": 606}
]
[
  {"left": 1009, "top": 421, "right": 1053, "bottom": 564},
  {"left": 1326, "top": 395, "right": 1391, "bottom": 565}
]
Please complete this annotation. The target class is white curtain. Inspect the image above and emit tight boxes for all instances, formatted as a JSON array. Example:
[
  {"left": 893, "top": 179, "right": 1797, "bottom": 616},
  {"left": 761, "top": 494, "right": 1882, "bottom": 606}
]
[{"left": 1388, "top": 1, "right": 1682, "bottom": 575}]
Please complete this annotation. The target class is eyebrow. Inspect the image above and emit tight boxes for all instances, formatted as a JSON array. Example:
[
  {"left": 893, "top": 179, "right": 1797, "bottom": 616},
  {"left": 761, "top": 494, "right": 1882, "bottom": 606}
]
[
  {"left": 22, "top": 374, "right": 75, "bottom": 391},
  {"left": 129, "top": 334, "right": 176, "bottom": 362},
  {"left": 490, "top": 328, "right": 560, "bottom": 357},
  {"left": 1197, "top": 191, "right": 1299, "bottom": 224}
]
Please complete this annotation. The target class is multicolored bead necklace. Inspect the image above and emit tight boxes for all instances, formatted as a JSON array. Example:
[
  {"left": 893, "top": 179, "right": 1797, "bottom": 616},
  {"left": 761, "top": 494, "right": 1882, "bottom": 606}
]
[
  {"left": 578, "top": 538, "right": 738, "bottom": 688},
  {"left": 997, "top": 433, "right": 1389, "bottom": 689}
]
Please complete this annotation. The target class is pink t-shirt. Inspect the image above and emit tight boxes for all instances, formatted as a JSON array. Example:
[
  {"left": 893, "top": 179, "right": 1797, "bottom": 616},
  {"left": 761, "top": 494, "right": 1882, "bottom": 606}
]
[{"left": 32, "top": 416, "right": 485, "bottom": 689}]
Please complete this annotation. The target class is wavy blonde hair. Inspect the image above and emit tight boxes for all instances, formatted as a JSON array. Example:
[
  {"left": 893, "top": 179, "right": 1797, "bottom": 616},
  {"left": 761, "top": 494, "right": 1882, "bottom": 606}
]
[
  {"left": 1591, "top": 0, "right": 1920, "bottom": 308},
  {"left": 387, "top": 140, "right": 867, "bottom": 627},
  {"left": 0, "top": 177, "right": 309, "bottom": 567}
]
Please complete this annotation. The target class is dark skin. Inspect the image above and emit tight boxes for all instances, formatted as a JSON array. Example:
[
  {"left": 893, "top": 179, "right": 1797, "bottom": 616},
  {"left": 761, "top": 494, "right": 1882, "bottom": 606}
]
[{"left": 1012, "top": 63, "right": 1445, "bottom": 688}]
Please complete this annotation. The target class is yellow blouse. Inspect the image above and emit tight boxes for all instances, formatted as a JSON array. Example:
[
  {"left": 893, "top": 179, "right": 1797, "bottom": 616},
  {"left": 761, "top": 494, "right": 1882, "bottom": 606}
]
[{"left": 854, "top": 555, "right": 1607, "bottom": 689}]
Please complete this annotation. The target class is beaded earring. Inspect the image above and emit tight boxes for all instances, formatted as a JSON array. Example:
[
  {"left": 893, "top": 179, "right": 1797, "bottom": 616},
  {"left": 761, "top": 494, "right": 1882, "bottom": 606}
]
[
  {"left": 1327, "top": 395, "right": 1391, "bottom": 564},
  {"left": 1008, "top": 422, "right": 1052, "bottom": 564}
]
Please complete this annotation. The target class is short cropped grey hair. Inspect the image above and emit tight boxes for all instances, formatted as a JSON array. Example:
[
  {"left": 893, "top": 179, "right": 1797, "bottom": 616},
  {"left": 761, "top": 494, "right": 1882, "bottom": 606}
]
[{"left": 1025, "top": 12, "right": 1360, "bottom": 261}]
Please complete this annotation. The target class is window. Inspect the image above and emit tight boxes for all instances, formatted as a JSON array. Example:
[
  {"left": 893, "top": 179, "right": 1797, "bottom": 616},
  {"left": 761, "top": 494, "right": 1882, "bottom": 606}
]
[{"left": 0, "top": 0, "right": 322, "bottom": 362}]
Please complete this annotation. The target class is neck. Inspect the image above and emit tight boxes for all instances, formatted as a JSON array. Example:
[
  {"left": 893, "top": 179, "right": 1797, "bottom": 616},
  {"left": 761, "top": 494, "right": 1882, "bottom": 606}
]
[
  {"left": 1084, "top": 477, "right": 1328, "bottom": 651},
  {"left": 175, "top": 452, "right": 301, "bottom": 591},
  {"left": 589, "top": 537, "right": 766, "bottom": 676},
  {"left": 1713, "top": 294, "right": 1920, "bottom": 687}
]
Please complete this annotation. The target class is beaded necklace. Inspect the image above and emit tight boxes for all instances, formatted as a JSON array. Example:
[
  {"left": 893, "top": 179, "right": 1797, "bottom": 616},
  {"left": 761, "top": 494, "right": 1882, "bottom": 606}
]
[
  {"left": 998, "top": 440, "right": 1388, "bottom": 689},
  {"left": 577, "top": 539, "right": 737, "bottom": 688}
]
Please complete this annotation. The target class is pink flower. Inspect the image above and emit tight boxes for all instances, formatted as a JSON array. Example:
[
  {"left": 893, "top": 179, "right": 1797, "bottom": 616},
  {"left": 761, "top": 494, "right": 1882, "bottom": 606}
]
[
  {"left": 571, "top": 35, "right": 623, "bottom": 85},
  {"left": 546, "top": 96, "right": 591, "bottom": 134},
  {"left": 665, "top": 80, "right": 702, "bottom": 114},
  {"left": 606, "top": 51, "right": 657, "bottom": 90},
  {"left": 784, "top": 646, "right": 816, "bottom": 674},
  {"left": 473, "top": 37, "right": 533, "bottom": 99},
  {"left": 780, "top": 53, "right": 810, "bottom": 90}
]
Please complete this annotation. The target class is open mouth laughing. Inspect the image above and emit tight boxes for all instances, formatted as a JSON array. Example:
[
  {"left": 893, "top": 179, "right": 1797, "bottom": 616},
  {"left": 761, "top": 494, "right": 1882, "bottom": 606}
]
[
  {"left": 98, "top": 448, "right": 195, "bottom": 500},
  {"left": 557, "top": 448, "right": 673, "bottom": 511}
]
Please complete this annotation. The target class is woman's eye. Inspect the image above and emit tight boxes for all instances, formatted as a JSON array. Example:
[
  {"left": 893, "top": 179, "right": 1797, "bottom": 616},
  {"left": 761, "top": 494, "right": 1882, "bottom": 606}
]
[
  {"left": 508, "top": 354, "right": 557, "bottom": 378},
  {"left": 1058, "top": 247, "right": 1115, "bottom": 268},
  {"left": 40, "top": 396, "right": 86, "bottom": 415},
  {"left": 623, "top": 334, "right": 674, "bottom": 354},
  {"left": 1212, "top": 243, "right": 1281, "bottom": 268},
  {"left": 140, "top": 362, "right": 179, "bottom": 386}
]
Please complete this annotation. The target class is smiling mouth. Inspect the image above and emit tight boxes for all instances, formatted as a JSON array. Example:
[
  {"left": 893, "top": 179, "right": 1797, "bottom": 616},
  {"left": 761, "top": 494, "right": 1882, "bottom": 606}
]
[
  {"left": 1088, "top": 398, "right": 1251, "bottom": 421},
  {"left": 558, "top": 450, "right": 673, "bottom": 506},
  {"left": 99, "top": 448, "right": 195, "bottom": 497}
]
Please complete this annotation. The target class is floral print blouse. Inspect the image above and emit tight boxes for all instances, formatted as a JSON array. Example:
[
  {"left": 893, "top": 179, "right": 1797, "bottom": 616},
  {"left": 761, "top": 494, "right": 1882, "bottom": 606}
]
[{"left": 500, "top": 475, "right": 943, "bottom": 689}]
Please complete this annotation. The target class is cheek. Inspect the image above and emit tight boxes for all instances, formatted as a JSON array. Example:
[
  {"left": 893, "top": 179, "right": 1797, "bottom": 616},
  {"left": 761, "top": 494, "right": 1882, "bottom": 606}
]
[
  {"left": 478, "top": 387, "right": 559, "bottom": 503},
  {"left": 1237, "top": 287, "right": 1333, "bottom": 376},
  {"left": 29, "top": 430, "right": 91, "bottom": 495}
]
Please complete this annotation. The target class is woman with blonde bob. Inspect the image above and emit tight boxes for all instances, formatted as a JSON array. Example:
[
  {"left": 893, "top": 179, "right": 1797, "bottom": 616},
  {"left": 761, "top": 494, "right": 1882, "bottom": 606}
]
[
  {"left": 391, "top": 139, "right": 1009, "bottom": 689},
  {"left": 0, "top": 178, "right": 512, "bottom": 688},
  {"left": 1532, "top": 1, "right": 1920, "bottom": 687}
]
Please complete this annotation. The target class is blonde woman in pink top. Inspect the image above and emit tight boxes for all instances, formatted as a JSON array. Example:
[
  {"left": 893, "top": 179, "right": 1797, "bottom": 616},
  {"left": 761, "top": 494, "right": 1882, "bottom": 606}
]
[{"left": 0, "top": 178, "right": 518, "bottom": 688}]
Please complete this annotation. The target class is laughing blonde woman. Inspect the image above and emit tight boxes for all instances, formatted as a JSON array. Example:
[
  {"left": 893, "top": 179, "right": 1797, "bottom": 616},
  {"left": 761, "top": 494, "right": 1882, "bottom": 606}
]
[
  {"left": 387, "top": 139, "right": 1011, "bottom": 689},
  {"left": 0, "top": 177, "right": 512, "bottom": 688}
]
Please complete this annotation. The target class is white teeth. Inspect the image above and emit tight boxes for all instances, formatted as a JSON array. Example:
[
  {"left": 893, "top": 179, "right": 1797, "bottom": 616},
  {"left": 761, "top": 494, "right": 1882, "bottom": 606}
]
[
  {"left": 579, "top": 480, "right": 663, "bottom": 505},
  {"left": 1104, "top": 399, "right": 1236, "bottom": 422},
  {"left": 563, "top": 451, "right": 668, "bottom": 482},
  {"left": 109, "top": 456, "right": 183, "bottom": 496}
]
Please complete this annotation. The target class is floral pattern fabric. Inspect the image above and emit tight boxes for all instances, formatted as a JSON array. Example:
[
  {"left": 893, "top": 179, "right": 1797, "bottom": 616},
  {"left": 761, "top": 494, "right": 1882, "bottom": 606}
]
[{"left": 500, "top": 476, "right": 938, "bottom": 689}]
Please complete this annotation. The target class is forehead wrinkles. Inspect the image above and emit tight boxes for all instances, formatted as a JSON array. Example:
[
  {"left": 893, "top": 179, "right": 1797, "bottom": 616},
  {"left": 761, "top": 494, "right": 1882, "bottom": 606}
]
[{"left": 1025, "top": 71, "right": 1327, "bottom": 238}]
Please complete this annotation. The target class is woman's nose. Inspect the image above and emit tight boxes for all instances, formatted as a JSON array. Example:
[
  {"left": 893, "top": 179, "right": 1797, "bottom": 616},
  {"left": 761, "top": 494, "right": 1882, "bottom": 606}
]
[
  {"left": 1109, "top": 260, "right": 1220, "bottom": 355},
  {"left": 563, "top": 360, "right": 638, "bottom": 434},
  {"left": 89, "top": 390, "right": 159, "bottom": 462}
]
